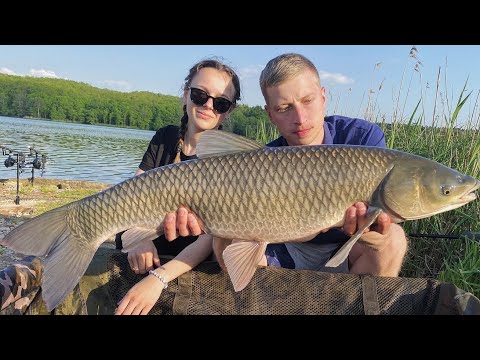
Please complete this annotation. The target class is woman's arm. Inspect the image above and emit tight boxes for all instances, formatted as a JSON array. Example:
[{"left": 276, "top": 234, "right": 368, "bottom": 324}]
[{"left": 115, "top": 234, "right": 213, "bottom": 315}]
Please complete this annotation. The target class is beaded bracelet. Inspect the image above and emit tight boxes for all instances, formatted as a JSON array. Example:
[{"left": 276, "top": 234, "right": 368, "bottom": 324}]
[{"left": 148, "top": 268, "right": 168, "bottom": 289}]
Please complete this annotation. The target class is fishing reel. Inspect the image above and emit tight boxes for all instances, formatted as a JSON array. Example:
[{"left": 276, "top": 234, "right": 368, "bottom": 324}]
[
  {"left": 28, "top": 146, "right": 48, "bottom": 173},
  {"left": 4, "top": 155, "right": 16, "bottom": 168},
  {"left": 1, "top": 144, "right": 49, "bottom": 205},
  {"left": 2, "top": 146, "right": 26, "bottom": 169}
]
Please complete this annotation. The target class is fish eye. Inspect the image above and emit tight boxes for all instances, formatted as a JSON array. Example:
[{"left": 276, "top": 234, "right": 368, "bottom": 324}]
[{"left": 442, "top": 185, "right": 454, "bottom": 196}]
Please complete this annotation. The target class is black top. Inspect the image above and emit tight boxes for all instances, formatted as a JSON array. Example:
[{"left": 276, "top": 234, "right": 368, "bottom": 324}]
[{"left": 139, "top": 125, "right": 182, "bottom": 171}]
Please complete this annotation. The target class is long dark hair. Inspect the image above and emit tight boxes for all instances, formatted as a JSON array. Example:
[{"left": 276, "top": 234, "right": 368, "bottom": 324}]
[{"left": 174, "top": 59, "right": 241, "bottom": 162}]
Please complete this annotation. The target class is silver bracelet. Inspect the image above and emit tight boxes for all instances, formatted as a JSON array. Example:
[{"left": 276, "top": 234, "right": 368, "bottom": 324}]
[{"left": 148, "top": 268, "right": 168, "bottom": 289}]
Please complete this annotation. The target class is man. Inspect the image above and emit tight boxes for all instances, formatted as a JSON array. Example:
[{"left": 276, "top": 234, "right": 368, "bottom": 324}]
[{"left": 164, "top": 53, "right": 408, "bottom": 277}]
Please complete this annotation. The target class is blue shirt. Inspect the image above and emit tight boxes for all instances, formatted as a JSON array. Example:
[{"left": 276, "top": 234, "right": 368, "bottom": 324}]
[{"left": 267, "top": 115, "right": 386, "bottom": 245}]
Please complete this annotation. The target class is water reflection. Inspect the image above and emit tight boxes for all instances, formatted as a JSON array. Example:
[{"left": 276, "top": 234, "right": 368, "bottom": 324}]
[{"left": 0, "top": 116, "right": 155, "bottom": 184}]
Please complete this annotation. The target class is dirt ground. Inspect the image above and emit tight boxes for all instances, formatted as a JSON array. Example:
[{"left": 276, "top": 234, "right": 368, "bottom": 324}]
[{"left": 0, "top": 177, "right": 109, "bottom": 269}]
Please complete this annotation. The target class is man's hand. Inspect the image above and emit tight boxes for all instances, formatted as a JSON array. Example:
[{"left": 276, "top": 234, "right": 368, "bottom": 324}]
[
  {"left": 164, "top": 207, "right": 204, "bottom": 241},
  {"left": 342, "top": 202, "right": 393, "bottom": 250},
  {"left": 345, "top": 202, "right": 407, "bottom": 276},
  {"left": 127, "top": 240, "right": 161, "bottom": 274}
]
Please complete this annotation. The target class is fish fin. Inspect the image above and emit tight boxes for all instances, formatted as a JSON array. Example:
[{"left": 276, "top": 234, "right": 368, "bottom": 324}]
[
  {"left": 325, "top": 207, "right": 383, "bottom": 268},
  {"left": 0, "top": 207, "right": 67, "bottom": 255},
  {"left": 0, "top": 206, "right": 98, "bottom": 312},
  {"left": 121, "top": 226, "right": 162, "bottom": 252},
  {"left": 42, "top": 237, "right": 97, "bottom": 312},
  {"left": 197, "top": 130, "right": 264, "bottom": 158},
  {"left": 223, "top": 240, "right": 267, "bottom": 292}
]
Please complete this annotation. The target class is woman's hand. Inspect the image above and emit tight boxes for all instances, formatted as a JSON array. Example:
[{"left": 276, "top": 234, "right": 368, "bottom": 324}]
[
  {"left": 127, "top": 240, "right": 161, "bottom": 274},
  {"left": 115, "top": 274, "right": 164, "bottom": 315}
]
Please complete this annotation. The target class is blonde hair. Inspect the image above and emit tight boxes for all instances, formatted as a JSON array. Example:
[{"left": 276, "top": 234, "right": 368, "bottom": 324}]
[{"left": 259, "top": 53, "right": 320, "bottom": 105}]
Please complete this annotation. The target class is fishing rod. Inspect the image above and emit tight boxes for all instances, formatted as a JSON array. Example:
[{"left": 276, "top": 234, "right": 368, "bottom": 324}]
[{"left": 408, "top": 231, "right": 480, "bottom": 241}]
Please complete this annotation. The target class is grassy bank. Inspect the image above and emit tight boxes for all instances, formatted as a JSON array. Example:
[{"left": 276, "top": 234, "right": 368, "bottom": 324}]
[{"left": 0, "top": 178, "right": 109, "bottom": 216}]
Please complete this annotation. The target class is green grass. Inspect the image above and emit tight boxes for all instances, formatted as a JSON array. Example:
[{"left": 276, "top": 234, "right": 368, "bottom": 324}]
[
  {"left": 247, "top": 116, "right": 279, "bottom": 144},
  {"left": 438, "top": 235, "right": 480, "bottom": 296}
]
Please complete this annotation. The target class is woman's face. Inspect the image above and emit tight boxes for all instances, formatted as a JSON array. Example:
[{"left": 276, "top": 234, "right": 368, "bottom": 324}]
[{"left": 183, "top": 67, "right": 236, "bottom": 133}]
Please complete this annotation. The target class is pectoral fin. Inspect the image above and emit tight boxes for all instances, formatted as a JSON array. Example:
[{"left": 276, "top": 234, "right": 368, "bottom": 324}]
[
  {"left": 121, "top": 226, "right": 162, "bottom": 252},
  {"left": 223, "top": 240, "right": 268, "bottom": 292},
  {"left": 325, "top": 207, "right": 383, "bottom": 268}
]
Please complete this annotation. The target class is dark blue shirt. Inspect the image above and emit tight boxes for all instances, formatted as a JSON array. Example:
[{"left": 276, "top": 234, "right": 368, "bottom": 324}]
[
  {"left": 267, "top": 115, "right": 386, "bottom": 245},
  {"left": 267, "top": 115, "right": 386, "bottom": 147}
]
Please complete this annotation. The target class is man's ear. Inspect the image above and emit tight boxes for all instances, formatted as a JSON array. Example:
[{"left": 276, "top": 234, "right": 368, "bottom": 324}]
[{"left": 320, "top": 86, "right": 326, "bottom": 104}]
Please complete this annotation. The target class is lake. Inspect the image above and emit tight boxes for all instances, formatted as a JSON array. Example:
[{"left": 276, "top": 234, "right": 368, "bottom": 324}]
[{"left": 0, "top": 116, "right": 156, "bottom": 184}]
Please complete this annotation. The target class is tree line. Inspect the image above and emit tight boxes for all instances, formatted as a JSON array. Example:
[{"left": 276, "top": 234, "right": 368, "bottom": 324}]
[{"left": 0, "top": 74, "right": 274, "bottom": 139}]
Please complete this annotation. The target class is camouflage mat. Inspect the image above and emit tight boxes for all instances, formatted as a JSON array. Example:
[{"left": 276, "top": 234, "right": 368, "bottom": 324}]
[
  {"left": 0, "top": 256, "right": 43, "bottom": 315},
  {"left": 1, "top": 244, "right": 480, "bottom": 315}
]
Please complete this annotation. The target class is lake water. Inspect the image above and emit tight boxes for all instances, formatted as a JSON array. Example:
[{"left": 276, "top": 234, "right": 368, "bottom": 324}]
[{"left": 0, "top": 116, "right": 156, "bottom": 184}]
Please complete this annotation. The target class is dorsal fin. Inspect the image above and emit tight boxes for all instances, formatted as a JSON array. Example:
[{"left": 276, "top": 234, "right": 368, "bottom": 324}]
[{"left": 196, "top": 130, "right": 264, "bottom": 159}]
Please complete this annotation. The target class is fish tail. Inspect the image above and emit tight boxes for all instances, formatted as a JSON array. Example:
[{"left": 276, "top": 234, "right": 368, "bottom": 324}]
[
  {"left": 42, "top": 234, "right": 97, "bottom": 312},
  {"left": 0, "top": 206, "right": 98, "bottom": 311}
]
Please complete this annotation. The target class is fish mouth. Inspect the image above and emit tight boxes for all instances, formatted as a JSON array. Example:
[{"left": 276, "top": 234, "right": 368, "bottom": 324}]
[{"left": 459, "top": 179, "right": 480, "bottom": 203}]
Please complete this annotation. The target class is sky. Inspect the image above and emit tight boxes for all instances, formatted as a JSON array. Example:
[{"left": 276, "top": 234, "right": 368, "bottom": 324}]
[{"left": 1, "top": 45, "right": 479, "bottom": 126}]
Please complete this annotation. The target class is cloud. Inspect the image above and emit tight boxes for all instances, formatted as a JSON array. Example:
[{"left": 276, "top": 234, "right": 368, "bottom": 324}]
[
  {"left": 29, "top": 69, "right": 59, "bottom": 78},
  {"left": 319, "top": 70, "right": 354, "bottom": 85},
  {"left": 0, "top": 67, "right": 17, "bottom": 75},
  {"left": 238, "top": 65, "right": 264, "bottom": 80},
  {"left": 96, "top": 80, "right": 132, "bottom": 92},
  {"left": 237, "top": 66, "right": 354, "bottom": 87}
]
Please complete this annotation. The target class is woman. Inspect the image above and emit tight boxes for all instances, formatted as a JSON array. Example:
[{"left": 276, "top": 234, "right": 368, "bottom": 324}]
[{"left": 115, "top": 58, "right": 241, "bottom": 315}]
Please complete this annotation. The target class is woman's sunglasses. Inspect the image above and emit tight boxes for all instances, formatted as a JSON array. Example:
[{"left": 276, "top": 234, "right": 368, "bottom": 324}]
[{"left": 188, "top": 87, "right": 233, "bottom": 114}]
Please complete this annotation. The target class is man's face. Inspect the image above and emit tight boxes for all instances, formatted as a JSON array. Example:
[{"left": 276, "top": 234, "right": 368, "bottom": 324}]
[{"left": 264, "top": 69, "right": 326, "bottom": 146}]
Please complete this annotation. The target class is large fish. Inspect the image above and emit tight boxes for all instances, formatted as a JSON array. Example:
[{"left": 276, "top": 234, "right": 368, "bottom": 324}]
[{"left": 1, "top": 131, "right": 479, "bottom": 311}]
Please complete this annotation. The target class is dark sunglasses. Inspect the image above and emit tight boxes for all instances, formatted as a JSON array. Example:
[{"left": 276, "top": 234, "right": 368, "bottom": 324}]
[{"left": 188, "top": 87, "right": 233, "bottom": 114}]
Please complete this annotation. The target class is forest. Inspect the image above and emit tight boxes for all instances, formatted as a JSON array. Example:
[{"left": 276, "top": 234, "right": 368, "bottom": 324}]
[{"left": 0, "top": 74, "right": 273, "bottom": 138}]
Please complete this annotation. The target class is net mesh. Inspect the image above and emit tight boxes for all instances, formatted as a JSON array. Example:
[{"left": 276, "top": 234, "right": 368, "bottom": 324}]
[
  {"left": 103, "top": 247, "right": 465, "bottom": 315},
  {"left": 7, "top": 244, "right": 477, "bottom": 315}
]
